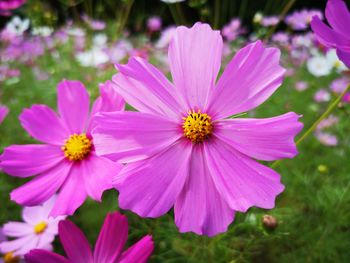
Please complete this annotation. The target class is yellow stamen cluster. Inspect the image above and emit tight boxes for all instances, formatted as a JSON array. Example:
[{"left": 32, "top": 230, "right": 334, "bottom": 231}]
[
  {"left": 62, "top": 133, "right": 92, "bottom": 161},
  {"left": 34, "top": 221, "right": 48, "bottom": 234},
  {"left": 182, "top": 110, "right": 213, "bottom": 143},
  {"left": 3, "top": 252, "right": 20, "bottom": 263}
]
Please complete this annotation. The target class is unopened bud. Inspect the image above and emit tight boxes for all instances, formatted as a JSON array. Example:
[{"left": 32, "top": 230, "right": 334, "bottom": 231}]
[{"left": 262, "top": 215, "right": 278, "bottom": 230}]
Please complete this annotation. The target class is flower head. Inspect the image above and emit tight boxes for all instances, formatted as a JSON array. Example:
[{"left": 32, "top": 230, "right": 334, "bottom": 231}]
[
  {"left": 25, "top": 212, "right": 154, "bottom": 263},
  {"left": 92, "top": 23, "right": 303, "bottom": 236},
  {"left": 0, "top": 80, "right": 124, "bottom": 217}
]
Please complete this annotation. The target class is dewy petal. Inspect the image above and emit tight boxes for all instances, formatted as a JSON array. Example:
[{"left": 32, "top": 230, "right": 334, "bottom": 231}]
[
  {"left": 58, "top": 220, "right": 93, "bottom": 263},
  {"left": 19, "top": 105, "right": 69, "bottom": 145},
  {"left": 168, "top": 22, "right": 223, "bottom": 110},
  {"left": 119, "top": 235, "right": 154, "bottom": 263},
  {"left": 115, "top": 140, "right": 192, "bottom": 218},
  {"left": 0, "top": 144, "right": 65, "bottom": 177},
  {"left": 207, "top": 41, "right": 286, "bottom": 119},
  {"left": 174, "top": 144, "right": 235, "bottom": 237},
  {"left": 2, "top": 222, "right": 33, "bottom": 237},
  {"left": 214, "top": 112, "right": 303, "bottom": 161},
  {"left": 25, "top": 249, "right": 69, "bottom": 263},
  {"left": 50, "top": 164, "right": 88, "bottom": 217},
  {"left": 93, "top": 212, "right": 128, "bottom": 263},
  {"left": 204, "top": 140, "right": 285, "bottom": 213},
  {"left": 325, "top": 0, "right": 350, "bottom": 36},
  {"left": 10, "top": 161, "right": 72, "bottom": 206},
  {"left": 57, "top": 80, "right": 90, "bottom": 134},
  {"left": 81, "top": 154, "right": 122, "bottom": 201},
  {"left": 92, "top": 111, "right": 182, "bottom": 163}
]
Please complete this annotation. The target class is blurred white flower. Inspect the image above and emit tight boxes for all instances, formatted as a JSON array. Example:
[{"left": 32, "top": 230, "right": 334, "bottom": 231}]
[
  {"left": 32, "top": 26, "right": 53, "bottom": 37},
  {"left": 307, "top": 56, "right": 332, "bottom": 76},
  {"left": 326, "top": 49, "right": 348, "bottom": 72},
  {"left": 6, "top": 16, "right": 29, "bottom": 36},
  {"left": 76, "top": 48, "right": 109, "bottom": 67},
  {"left": 161, "top": 0, "right": 185, "bottom": 3},
  {"left": 93, "top": 33, "right": 108, "bottom": 48}
]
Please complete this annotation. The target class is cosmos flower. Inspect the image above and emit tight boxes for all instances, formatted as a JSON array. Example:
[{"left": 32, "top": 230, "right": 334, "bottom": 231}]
[
  {"left": 92, "top": 23, "right": 303, "bottom": 236},
  {"left": 221, "top": 18, "right": 243, "bottom": 42},
  {"left": 330, "top": 77, "right": 350, "bottom": 94},
  {"left": 0, "top": 80, "right": 124, "bottom": 217},
  {"left": 160, "top": 0, "right": 185, "bottom": 3},
  {"left": 311, "top": 0, "right": 350, "bottom": 68},
  {"left": 0, "top": 105, "right": 9, "bottom": 124},
  {"left": 5, "top": 16, "right": 29, "bottom": 36},
  {"left": 147, "top": 16, "right": 162, "bottom": 32},
  {"left": 285, "top": 9, "right": 323, "bottom": 30},
  {"left": 25, "top": 212, "right": 154, "bottom": 263},
  {"left": 315, "top": 131, "right": 338, "bottom": 146},
  {"left": 76, "top": 48, "right": 109, "bottom": 67},
  {"left": 295, "top": 81, "right": 309, "bottom": 92},
  {"left": 261, "top": 16, "right": 280, "bottom": 27},
  {"left": 314, "top": 89, "right": 331, "bottom": 102},
  {"left": 0, "top": 196, "right": 64, "bottom": 259},
  {"left": 0, "top": 0, "right": 26, "bottom": 16},
  {"left": 307, "top": 55, "right": 333, "bottom": 76}
]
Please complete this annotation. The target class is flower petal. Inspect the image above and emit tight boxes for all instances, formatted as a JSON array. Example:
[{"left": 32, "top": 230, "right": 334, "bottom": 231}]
[
  {"left": 174, "top": 144, "right": 235, "bottom": 236},
  {"left": 204, "top": 140, "right": 285, "bottom": 212},
  {"left": 214, "top": 112, "right": 303, "bottom": 161},
  {"left": 119, "top": 235, "right": 154, "bottom": 263},
  {"left": 25, "top": 249, "right": 68, "bottom": 263},
  {"left": 10, "top": 161, "right": 72, "bottom": 206},
  {"left": 0, "top": 144, "right": 64, "bottom": 177},
  {"left": 19, "top": 105, "right": 69, "bottom": 145},
  {"left": 92, "top": 111, "right": 181, "bottom": 163},
  {"left": 93, "top": 212, "right": 128, "bottom": 263},
  {"left": 114, "top": 56, "right": 184, "bottom": 118},
  {"left": 207, "top": 41, "right": 286, "bottom": 119},
  {"left": 168, "top": 22, "right": 223, "bottom": 110},
  {"left": 50, "top": 164, "right": 88, "bottom": 217},
  {"left": 325, "top": 0, "right": 350, "bottom": 36},
  {"left": 0, "top": 235, "right": 35, "bottom": 254},
  {"left": 337, "top": 48, "right": 350, "bottom": 68},
  {"left": 23, "top": 206, "right": 46, "bottom": 225},
  {"left": 2, "top": 222, "right": 33, "bottom": 237},
  {"left": 57, "top": 80, "right": 90, "bottom": 134},
  {"left": 58, "top": 220, "right": 93, "bottom": 263},
  {"left": 115, "top": 140, "right": 192, "bottom": 217}
]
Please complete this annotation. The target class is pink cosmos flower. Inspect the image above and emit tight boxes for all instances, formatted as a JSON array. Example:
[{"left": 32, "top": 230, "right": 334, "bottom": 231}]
[
  {"left": 315, "top": 131, "right": 338, "bottom": 146},
  {"left": 314, "top": 89, "right": 331, "bottom": 102},
  {"left": 330, "top": 77, "right": 349, "bottom": 94},
  {"left": 311, "top": 0, "right": 350, "bottom": 68},
  {"left": 0, "top": 196, "right": 64, "bottom": 260},
  {"left": 147, "top": 16, "right": 162, "bottom": 32},
  {"left": 261, "top": 16, "right": 280, "bottom": 27},
  {"left": 25, "top": 212, "right": 154, "bottom": 263},
  {"left": 285, "top": 9, "right": 323, "bottom": 30},
  {"left": 295, "top": 81, "right": 309, "bottom": 92},
  {"left": 0, "top": 80, "right": 124, "bottom": 216},
  {"left": 0, "top": 0, "right": 25, "bottom": 16},
  {"left": 92, "top": 23, "right": 303, "bottom": 236},
  {"left": 222, "top": 18, "right": 243, "bottom": 42},
  {"left": 0, "top": 104, "right": 9, "bottom": 124}
]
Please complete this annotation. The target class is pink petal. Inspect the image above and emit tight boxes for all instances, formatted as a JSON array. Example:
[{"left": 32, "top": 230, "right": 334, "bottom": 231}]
[
  {"left": 115, "top": 140, "right": 192, "bottom": 217},
  {"left": 58, "top": 220, "right": 93, "bottom": 263},
  {"left": 119, "top": 235, "right": 154, "bottom": 263},
  {"left": 25, "top": 249, "right": 68, "bottom": 263},
  {"left": 92, "top": 111, "right": 181, "bottom": 163},
  {"left": 11, "top": 161, "right": 72, "bottom": 206},
  {"left": 37, "top": 233, "right": 55, "bottom": 249},
  {"left": 57, "top": 80, "right": 90, "bottom": 134},
  {"left": 168, "top": 22, "right": 223, "bottom": 110},
  {"left": 214, "top": 112, "right": 303, "bottom": 161},
  {"left": 50, "top": 164, "right": 88, "bottom": 217},
  {"left": 325, "top": 0, "right": 350, "bottom": 36},
  {"left": 174, "top": 145, "right": 235, "bottom": 236},
  {"left": 207, "top": 41, "right": 286, "bottom": 119},
  {"left": 337, "top": 48, "right": 350, "bottom": 68},
  {"left": 0, "top": 105, "right": 9, "bottom": 124},
  {"left": 93, "top": 212, "right": 128, "bottom": 263},
  {"left": 0, "top": 144, "right": 64, "bottom": 177},
  {"left": 2, "top": 222, "right": 33, "bottom": 237},
  {"left": 19, "top": 105, "right": 69, "bottom": 145},
  {"left": 204, "top": 140, "right": 285, "bottom": 213},
  {"left": 81, "top": 154, "right": 122, "bottom": 201}
]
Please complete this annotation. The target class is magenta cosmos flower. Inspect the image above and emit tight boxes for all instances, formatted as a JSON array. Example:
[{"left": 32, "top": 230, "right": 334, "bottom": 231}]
[
  {"left": 0, "top": 0, "right": 26, "bottom": 16},
  {"left": 92, "top": 23, "right": 303, "bottom": 236},
  {"left": 0, "top": 80, "right": 124, "bottom": 216},
  {"left": 0, "top": 196, "right": 65, "bottom": 261},
  {"left": 25, "top": 212, "right": 154, "bottom": 263},
  {"left": 311, "top": 0, "right": 350, "bottom": 68},
  {"left": 0, "top": 105, "right": 8, "bottom": 124}
]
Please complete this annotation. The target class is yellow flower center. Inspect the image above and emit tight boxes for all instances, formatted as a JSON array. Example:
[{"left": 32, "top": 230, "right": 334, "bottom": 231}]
[
  {"left": 182, "top": 110, "right": 213, "bottom": 143},
  {"left": 62, "top": 133, "right": 92, "bottom": 161},
  {"left": 34, "top": 221, "right": 48, "bottom": 234},
  {"left": 3, "top": 252, "right": 20, "bottom": 263}
]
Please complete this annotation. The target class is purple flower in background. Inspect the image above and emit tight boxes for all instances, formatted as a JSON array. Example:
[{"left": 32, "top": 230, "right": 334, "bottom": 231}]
[
  {"left": 155, "top": 26, "right": 176, "bottom": 49},
  {"left": 286, "top": 9, "right": 323, "bottom": 30},
  {"left": 25, "top": 212, "right": 154, "bottom": 263},
  {"left": 315, "top": 132, "right": 338, "bottom": 146},
  {"left": 0, "top": 105, "right": 9, "bottom": 124},
  {"left": 222, "top": 18, "right": 243, "bottom": 41},
  {"left": 311, "top": 0, "right": 350, "bottom": 68},
  {"left": 272, "top": 32, "right": 290, "bottom": 45},
  {"left": 147, "top": 16, "right": 162, "bottom": 32},
  {"left": 0, "top": 0, "right": 26, "bottom": 16},
  {"left": 82, "top": 14, "right": 106, "bottom": 31},
  {"left": 92, "top": 23, "right": 303, "bottom": 236},
  {"left": 0, "top": 196, "right": 65, "bottom": 259},
  {"left": 314, "top": 89, "right": 331, "bottom": 102},
  {"left": 295, "top": 81, "right": 309, "bottom": 92},
  {"left": 317, "top": 115, "right": 339, "bottom": 130},
  {"left": 330, "top": 77, "right": 350, "bottom": 94},
  {"left": 261, "top": 16, "right": 280, "bottom": 27},
  {"left": 0, "top": 80, "right": 124, "bottom": 217}
]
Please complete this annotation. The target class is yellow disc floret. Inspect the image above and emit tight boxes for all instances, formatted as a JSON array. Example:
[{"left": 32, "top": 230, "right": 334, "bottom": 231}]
[
  {"left": 182, "top": 110, "right": 213, "bottom": 143},
  {"left": 62, "top": 133, "right": 92, "bottom": 161},
  {"left": 3, "top": 252, "right": 20, "bottom": 263},
  {"left": 34, "top": 221, "right": 48, "bottom": 234}
]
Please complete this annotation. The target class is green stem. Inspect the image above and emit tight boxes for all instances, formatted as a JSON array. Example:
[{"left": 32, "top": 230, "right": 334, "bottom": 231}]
[
  {"left": 213, "top": 0, "right": 221, "bottom": 29},
  {"left": 168, "top": 4, "right": 181, "bottom": 25},
  {"left": 175, "top": 2, "right": 187, "bottom": 25},
  {"left": 116, "top": 0, "right": 134, "bottom": 37},
  {"left": 271, "top": 84, "right": 350, "bottom": 169}
]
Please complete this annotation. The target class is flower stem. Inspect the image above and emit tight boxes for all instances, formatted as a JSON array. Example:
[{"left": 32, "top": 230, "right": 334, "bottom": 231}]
[
  {"left": 213, "top": 0, "right": 221, "bottom": 29},
  {"left": 116, "top": 0, "right": 134, "bottom": 36},
  {"left": 271, "top": 84, "right": 350, "bottom": 169}
]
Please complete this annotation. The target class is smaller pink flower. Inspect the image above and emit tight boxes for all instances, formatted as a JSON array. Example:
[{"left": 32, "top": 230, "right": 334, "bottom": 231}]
[
  {"left": 0, "top": 0, "right": 26, "bottom": 16},
  {"left": 330, "top": 77, "right": 350, "bottom": 94},
  {"left": 261, "top": 16, "right": 280, "bottom": 27},
  {"left": 147, "top": 16, "right": 162, "bottom": 32},
  {"left": 25, "top": 212, "right": 154, "bottom": 263},
  {"left": 295, "top": 81, "right": 309, "bottom": 91},
  {"left": 0, "top": 196, "right": 65, "bottom": 259},
  {"left": 0, "top": 104, "right": 9, "bottom": 124},
  {"left": 315, "top": 131, "right": 338, "bottom": 146},
  {"left": 314, "top": 89, "right": 331, "bottom": 102},
  {"left": 222, "top": 18, "right": 243, "bottom": 41}
]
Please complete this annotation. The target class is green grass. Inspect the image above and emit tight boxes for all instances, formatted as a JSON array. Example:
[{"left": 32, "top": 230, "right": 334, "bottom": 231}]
[{"left": 1, "top": 36, "right": 350, "bottom": 263}]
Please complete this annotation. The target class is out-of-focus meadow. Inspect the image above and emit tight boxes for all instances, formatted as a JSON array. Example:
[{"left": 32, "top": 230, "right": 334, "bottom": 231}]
[{"left": 1, "top": 0, "right": 350, "bottom": 262}]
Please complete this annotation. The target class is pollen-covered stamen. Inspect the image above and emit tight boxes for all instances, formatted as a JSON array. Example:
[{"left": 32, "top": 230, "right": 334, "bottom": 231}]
[
  {"left": 3, "top": 252, "right": 20, "bottom": 263},
  {"left": 182, "top": 110, "right": 213, "bottom": 143},
  {"left": 61, "top": 133, "right": 92, "bottom": 161},
  {"left": 34, "top": 221, "right": 48, "bottom": 235}
]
